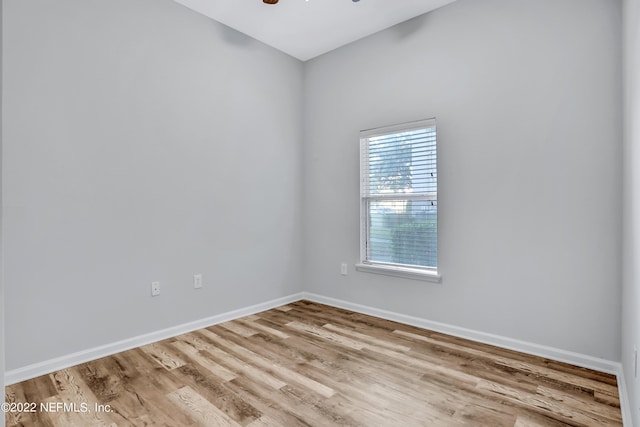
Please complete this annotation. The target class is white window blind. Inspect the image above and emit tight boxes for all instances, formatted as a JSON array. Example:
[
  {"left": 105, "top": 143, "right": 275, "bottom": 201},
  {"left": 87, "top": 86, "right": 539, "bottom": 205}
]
[{"left": 360, "top": 118, "right": 437, "bottom": 272}]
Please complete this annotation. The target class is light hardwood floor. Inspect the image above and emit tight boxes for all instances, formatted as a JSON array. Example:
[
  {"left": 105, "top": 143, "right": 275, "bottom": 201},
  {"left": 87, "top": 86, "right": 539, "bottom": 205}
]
[{"left": 5, "top": 300, "right": 623, "bottom": 426}]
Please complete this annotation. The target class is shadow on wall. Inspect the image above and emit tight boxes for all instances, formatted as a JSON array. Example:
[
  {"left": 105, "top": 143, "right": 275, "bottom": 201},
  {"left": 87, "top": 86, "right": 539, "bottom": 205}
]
[
  {"left": 214, "top": 21, "right": 256, "bottom": 48},
  {"left": 390, "top": 13, "right": 432, "bottom": 41}
]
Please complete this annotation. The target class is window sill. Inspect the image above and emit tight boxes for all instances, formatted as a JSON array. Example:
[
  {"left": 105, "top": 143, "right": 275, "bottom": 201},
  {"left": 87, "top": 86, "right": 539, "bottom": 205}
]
[{"left": 355, "top": 263, "right": 442, "bottom": 283}]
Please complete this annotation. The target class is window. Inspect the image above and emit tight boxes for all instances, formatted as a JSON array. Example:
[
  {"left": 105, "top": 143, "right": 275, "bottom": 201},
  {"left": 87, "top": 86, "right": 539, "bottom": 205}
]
[{"left": 357, "top": 118, "right": 439, "bottom": 281}]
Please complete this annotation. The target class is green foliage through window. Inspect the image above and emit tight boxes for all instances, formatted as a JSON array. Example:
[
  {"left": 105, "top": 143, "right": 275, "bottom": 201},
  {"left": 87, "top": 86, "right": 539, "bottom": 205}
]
[{"left": 360, "top": 119, "right": 437, "bottom": 271}]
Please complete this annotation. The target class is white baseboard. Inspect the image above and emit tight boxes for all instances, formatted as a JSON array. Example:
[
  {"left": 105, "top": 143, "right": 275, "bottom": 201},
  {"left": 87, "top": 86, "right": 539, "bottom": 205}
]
[
  {"left": 302, "top": 292, "right": 633, "bottom": 425},
  {"left": 5, "top": 291, "right": 632, "bottom": 426},
  {"left": 617, "top": 366, "right": 634, "bottom": 427},
  {"left": 4, "top": 293, "right": 305, "bottom": 386},
  {"left": 301, "top": 292, "right": 620, "bottom": 374}
]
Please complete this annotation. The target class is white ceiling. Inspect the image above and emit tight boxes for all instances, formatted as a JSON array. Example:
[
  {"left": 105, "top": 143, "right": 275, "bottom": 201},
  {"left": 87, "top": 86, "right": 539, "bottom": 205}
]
[{"left": 173, "top": 0, "right": 457, "bottom": 61}]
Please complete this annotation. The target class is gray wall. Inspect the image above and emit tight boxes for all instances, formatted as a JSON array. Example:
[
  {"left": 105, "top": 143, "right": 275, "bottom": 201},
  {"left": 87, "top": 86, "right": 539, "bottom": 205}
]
[
  {"left": 3, "top": 0, "right": 626, "bottom": 381},
  {"left": 302, "top": 0, "right": 623, "bottom": 361},
  {"left": 3, "top": 0, "right": 304, "bottom": 370},
  {"left": 623, "top": 0, "right": 640, "bottom": 423}
]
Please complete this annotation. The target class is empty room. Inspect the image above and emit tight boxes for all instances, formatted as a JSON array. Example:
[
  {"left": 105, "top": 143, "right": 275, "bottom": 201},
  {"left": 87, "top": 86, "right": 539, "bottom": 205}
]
[{"left": 1, "top": 0, "right": 639, "bottom": 425}]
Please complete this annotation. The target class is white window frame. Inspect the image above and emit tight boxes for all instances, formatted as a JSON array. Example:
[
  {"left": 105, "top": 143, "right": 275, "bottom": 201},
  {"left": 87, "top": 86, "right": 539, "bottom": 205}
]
[{"left": 356, "top": 118, "right": 441, "bottom": 283}]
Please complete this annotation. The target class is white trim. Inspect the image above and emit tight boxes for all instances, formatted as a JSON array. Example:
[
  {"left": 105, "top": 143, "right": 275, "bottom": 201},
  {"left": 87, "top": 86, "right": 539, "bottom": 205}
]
[
  {"left": 301, "top": 292, "right": 620, "bottom": 374},
  {"left": 4, "top": 293, "right": 304, "bottom": 386},
  {"left": 355, "top": 263, "right": 441, "bottom": 282},
  {"left": 360, "top": 117, "right": 436, "bottom": 139},
  {"left": 359, "top": 118, "right": 439, "bottom": 276},
  {"left": 6, "top": 290, "right": 631, "bottom": 425},
  {"left": 302, "top": 293, "right": 634, "bottom": 424},
  {"left": 617, "top": 365, "right": 634, "bottom": 426}
]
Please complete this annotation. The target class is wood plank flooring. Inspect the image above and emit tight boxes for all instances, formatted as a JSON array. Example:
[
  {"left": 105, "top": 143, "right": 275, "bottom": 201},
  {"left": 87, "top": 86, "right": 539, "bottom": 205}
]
[{"left": 4, "top": 300, "right": 623, "bottom": 426}]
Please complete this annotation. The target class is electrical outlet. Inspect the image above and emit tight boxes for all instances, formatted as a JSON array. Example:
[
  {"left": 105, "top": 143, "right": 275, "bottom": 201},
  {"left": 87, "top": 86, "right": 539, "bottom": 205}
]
[
  {"left": 340, "top": 263, "right": 348, "bottom": 276},
  {"left": 194, "top": 274, "right": 203, "bottom": 289},
  {"left": 151, "top": 281, "right": 160, "bottom": 297}
]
